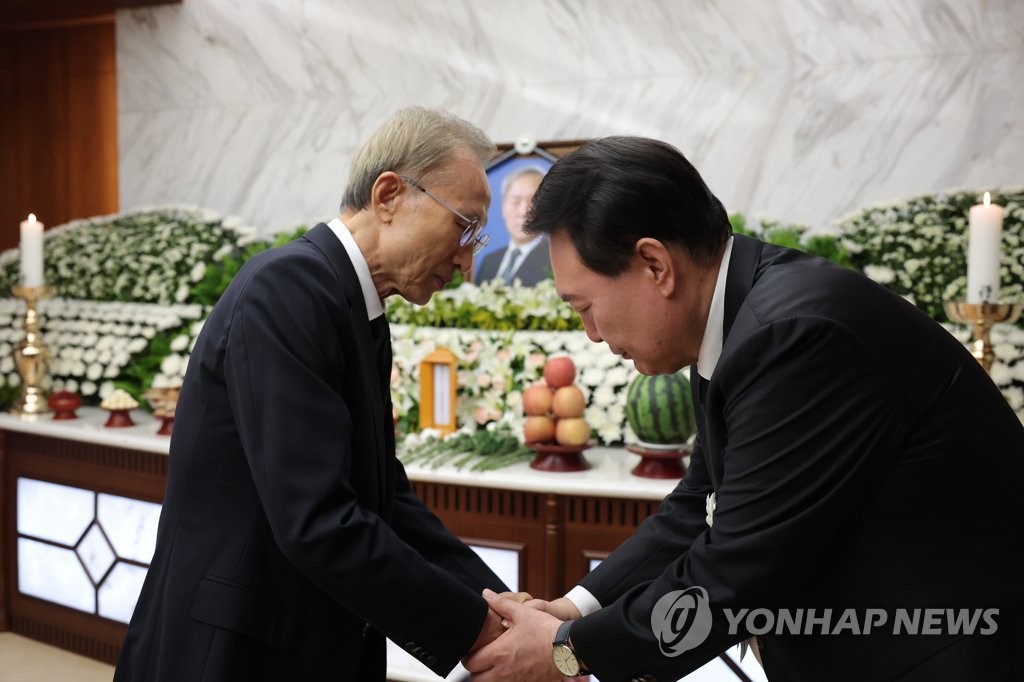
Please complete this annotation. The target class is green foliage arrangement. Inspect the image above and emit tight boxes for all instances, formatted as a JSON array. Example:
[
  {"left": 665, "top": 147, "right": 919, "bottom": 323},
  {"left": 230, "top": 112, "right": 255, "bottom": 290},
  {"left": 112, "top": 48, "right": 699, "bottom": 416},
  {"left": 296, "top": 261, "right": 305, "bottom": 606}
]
[
  {"left": 398, "top": 425, "right": 534, "bottom": 471},
  {"left": 729, "top": 213, "right": 854, "bottom": 269},
  {"left": 386, "top": 277, "right": 582, "bottom": 331}
]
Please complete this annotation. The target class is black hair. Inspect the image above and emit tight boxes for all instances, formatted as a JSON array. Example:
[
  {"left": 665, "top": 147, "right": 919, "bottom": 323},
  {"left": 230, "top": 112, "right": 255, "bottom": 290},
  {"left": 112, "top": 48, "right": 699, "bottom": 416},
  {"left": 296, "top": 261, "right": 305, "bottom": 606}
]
[{"left": 524, "top": 136, "right": 732, "bottom": 275}]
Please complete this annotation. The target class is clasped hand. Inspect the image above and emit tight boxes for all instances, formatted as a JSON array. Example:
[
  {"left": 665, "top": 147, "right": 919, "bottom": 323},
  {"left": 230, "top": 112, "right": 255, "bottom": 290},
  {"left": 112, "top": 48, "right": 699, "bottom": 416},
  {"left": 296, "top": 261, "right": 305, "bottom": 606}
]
[{"left": 465, "top": 590, "right": 583, "bottom": 681}]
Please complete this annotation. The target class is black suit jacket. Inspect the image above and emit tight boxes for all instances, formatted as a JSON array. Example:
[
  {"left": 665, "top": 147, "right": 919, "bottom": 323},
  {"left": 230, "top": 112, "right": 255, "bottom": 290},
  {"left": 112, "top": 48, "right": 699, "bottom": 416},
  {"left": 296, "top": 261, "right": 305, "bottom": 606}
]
[
  {"left": 115, "top": 224, "right": 506, "bottom": 681},
  {"left": 572, "top": 235, "right": 1024, "bottom": 681},
  {"left": 475, "top": 237, "right": 551, "bottom": 285}
]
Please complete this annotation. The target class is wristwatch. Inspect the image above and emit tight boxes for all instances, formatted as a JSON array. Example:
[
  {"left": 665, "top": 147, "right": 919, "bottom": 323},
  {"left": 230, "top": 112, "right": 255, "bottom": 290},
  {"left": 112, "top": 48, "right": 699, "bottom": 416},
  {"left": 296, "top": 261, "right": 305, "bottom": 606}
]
[{"left": 552, "top": 620, "right": 588, "bottom": 677}]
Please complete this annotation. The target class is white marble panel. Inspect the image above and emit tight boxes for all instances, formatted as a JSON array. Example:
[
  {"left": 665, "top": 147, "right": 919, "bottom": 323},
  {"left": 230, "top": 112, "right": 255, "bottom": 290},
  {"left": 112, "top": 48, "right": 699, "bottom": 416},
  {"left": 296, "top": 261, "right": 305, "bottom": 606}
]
[
  {"left": 17, "top": 478, "right": 94, "bottom": 546},
  {"left": 98, "top": 492, "right": 162, "bottom": 564},
  {"left": 98, "top": 561, "right": 150, "bottom": 624},
  {"left": 117, "top": 0, "right": 1024, "bottom": 236},
  {"left": 77, "top": 523, "right": 116, "bottom": 584},
  {"left": 18, "top": 537, "right": 96, "bottom": 614}
]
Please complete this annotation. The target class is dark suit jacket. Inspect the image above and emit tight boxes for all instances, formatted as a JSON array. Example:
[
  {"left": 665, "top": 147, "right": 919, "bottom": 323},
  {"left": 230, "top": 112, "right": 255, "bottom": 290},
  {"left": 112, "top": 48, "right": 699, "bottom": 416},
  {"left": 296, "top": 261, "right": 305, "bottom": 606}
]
[
  {"left": 572, "top": 235, "right": 1024, "bottom": 681},
  {"left": 475, "top": 237, "right": 551, "bottom": 285},
  {"left": 115, "top": 224, "right": 506, "bottom": 681}
]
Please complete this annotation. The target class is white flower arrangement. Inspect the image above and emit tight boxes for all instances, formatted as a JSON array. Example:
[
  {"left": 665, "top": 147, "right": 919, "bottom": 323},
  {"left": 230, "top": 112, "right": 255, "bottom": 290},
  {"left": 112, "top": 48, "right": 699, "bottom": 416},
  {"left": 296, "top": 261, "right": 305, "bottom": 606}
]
[
  {"left": 834, "top": 190, "right": 1024, "bottom": 421},
  {"left": 0, "top": 298, "right": 205, "bottom": 400},
  {"left": 2, "top": 198, "right": 1021, "bottom": 444},
  {"left": 837, "top": 189, "right": 1024, "bottom": 319},
  {"left": 0, "top": 206, "right": 262, "bottom": 304},
  {"left": 0, "top": 206, "right": 307, "bottom": 409},
  {"left": 390, "top": 323, "right": 642, "bottom": 447}
]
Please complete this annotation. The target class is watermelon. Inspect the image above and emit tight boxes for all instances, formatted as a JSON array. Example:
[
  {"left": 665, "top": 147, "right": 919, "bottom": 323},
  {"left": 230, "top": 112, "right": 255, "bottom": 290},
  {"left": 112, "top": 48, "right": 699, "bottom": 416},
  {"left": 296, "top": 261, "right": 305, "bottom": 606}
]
[{"left": 625, "top": 371, "right": 696, "bottom": 447}]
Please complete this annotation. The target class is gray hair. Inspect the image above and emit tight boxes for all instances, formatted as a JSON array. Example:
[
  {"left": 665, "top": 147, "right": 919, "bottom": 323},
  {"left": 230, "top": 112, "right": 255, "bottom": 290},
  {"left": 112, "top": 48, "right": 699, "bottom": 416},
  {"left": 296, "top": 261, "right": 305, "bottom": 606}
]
[
  {"left": 341, "top": 107, "right": 494, "bottom": 210},
  {"left": 501, "top": 164, "right": 547, "bottom": 197}
]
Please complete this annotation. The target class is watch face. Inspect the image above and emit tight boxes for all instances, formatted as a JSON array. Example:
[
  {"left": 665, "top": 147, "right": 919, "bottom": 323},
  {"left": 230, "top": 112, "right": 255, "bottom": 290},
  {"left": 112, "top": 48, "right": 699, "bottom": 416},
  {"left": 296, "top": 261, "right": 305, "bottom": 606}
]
[{"left": 553, "top": 644, "right": 580, "bottom": 676}]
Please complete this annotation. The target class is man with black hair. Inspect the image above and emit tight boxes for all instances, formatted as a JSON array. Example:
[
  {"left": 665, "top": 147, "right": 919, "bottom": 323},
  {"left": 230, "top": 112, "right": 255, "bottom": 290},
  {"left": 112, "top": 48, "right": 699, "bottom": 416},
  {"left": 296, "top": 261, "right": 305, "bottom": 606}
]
[{"left": 465, "top": 136, "right": 1024, "bottom": 682}]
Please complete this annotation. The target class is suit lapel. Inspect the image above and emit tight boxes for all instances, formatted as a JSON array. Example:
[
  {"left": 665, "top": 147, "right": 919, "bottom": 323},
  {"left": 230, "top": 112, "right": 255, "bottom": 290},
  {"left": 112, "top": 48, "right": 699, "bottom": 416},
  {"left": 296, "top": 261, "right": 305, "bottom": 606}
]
[
  {"left": 302, "top": 224, "right": 389, "bottom": 481},
  {"left": 701, "top": 234, "right": 764, "bottom": 488},
  {"left": 722, "top": 234, "right": 764, "bottom": 343}
]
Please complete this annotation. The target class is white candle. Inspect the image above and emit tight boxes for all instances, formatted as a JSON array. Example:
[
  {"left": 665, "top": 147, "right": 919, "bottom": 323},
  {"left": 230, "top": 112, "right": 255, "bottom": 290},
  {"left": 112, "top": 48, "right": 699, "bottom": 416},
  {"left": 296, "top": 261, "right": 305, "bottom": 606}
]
[
  {"left": 19, "top": 213, "right": 45, "bottom": 288},
  {"left": 966, "top": 192, "right": 1003, "bottom": 303}
]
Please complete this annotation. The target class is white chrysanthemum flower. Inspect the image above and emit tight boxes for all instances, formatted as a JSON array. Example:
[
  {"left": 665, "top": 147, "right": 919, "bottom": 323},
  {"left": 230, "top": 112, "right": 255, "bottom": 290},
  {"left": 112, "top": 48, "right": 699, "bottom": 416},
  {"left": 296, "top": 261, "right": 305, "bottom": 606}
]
[
  {"left": 212, "top": 244, "right": 233, "bottom": 262},
  {"left": 81, "top": 381, "right": 97, "bottom": 396},
  {"left": 592, "top": 384, "right": 617, "bottom": 407},
  {"left": 170, "top": 335, "right": 190, "bottom": 352},
  {"left": 160, "top": 354, "right": 182, "bottom": 377},
  {"left": 863, "top": 265, "right": 895, "bottom": 284},
  {"left": 597, "top": 420, "right": 622, "bottom": 445},
  {"left": 580, "top": 367, "right": 605, "bottom": 388},
  {"left": 605, "top": 365, "right": 631, "bottom": 387},
  {"left": 86, "top": 363, "right": 103, "bottom": 381},
  {"left": 990, "top": 363, "right": 1013, "bottom": 387}
]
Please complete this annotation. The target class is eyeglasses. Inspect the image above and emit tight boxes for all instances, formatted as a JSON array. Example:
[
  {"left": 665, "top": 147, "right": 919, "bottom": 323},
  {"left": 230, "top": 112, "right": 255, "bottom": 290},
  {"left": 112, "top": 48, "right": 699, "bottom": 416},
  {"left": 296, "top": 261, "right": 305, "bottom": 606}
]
[{"left": 400, "top": 175, "right": 489, "bottom": 254}]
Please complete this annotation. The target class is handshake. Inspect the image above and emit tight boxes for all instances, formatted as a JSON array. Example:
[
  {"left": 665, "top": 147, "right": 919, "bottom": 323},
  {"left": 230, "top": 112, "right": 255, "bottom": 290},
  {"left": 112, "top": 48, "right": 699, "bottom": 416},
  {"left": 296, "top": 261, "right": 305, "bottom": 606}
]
[{"left": 462, "top": 589, "right": 585, "bottom": 681}]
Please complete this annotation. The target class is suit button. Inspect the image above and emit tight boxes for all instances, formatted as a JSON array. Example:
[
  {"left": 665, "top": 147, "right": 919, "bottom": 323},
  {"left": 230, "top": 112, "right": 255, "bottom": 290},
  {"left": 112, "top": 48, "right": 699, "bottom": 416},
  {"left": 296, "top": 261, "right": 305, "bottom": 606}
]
[{"left": 424, "top": 654, "right": 437, "bottom": 667}]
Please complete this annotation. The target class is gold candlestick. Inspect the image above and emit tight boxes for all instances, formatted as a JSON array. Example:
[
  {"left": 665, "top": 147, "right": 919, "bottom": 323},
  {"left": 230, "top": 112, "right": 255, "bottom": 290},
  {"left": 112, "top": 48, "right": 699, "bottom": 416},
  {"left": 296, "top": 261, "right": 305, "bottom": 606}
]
[
  {"left": 10, "top": 285, "right": 55, "bottom": 416},
  {"left": 943, "top": 301, "right": 1023, "bottom": 374}
]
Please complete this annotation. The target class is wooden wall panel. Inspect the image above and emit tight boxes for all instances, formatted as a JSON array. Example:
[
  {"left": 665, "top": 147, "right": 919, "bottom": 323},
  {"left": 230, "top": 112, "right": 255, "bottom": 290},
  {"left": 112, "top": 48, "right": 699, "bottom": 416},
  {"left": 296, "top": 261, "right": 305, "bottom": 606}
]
[{"left": 0, "top": 19, "right": 118, "bottom": 255}]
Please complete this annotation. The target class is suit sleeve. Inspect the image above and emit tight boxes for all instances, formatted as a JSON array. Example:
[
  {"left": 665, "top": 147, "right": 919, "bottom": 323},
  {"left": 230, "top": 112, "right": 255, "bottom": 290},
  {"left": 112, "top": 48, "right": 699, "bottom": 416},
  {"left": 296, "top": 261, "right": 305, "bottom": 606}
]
[
  {"left": 580, "top": 373, "right": 712, "bottom": 603},
  {"left": 390, "top": 462, "right": 510, "bottom": 593},
  {"left": 222, "top": 254, "right": 487, "bottom": 677},
  {"left": 572, "top": 317, "right": 904, "bottom": 681}
]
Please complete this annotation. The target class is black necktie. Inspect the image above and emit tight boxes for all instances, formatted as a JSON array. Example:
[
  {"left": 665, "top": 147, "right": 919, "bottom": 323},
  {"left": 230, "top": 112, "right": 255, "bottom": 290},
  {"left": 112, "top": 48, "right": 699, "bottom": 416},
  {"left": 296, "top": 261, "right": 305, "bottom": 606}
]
[
  {"left": 369, "top": 315, "right": 392, "bottom": 396},
  {"left": 500, "top": 248, "right": 522, "bottom": 283},
  {"left": 369, "top": 314, "right": 395, "bottom": 459}
]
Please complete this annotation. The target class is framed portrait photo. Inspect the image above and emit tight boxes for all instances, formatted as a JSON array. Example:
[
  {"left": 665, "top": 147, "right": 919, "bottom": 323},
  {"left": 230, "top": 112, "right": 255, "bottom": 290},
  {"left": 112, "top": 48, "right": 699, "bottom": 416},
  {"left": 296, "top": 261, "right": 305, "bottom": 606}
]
[{"left": 473, "top": 137, "right": 585, "bottom": 286}]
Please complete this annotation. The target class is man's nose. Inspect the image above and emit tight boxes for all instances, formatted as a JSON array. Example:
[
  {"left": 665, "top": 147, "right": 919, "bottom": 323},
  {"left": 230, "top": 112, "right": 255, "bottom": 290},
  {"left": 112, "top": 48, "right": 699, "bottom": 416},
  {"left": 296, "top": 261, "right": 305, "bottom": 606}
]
[{"left": 454, "top": 243, "right": 474, "bottom": 271}]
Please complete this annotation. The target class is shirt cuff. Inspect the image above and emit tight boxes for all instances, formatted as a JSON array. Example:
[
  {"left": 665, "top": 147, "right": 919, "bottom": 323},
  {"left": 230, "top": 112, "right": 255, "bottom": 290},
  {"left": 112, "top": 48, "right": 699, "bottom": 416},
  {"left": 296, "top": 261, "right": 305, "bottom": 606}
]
[{"left": 564, "top": 585, "right": 602, "bottom": 617}]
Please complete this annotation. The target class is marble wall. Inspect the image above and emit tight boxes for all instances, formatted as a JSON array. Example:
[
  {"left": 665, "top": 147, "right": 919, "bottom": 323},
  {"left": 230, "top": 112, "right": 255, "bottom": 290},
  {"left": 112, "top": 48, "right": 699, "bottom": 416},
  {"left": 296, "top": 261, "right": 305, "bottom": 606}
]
[{"left": 117, "top": 0, "right": 1024, "bottom": 235}]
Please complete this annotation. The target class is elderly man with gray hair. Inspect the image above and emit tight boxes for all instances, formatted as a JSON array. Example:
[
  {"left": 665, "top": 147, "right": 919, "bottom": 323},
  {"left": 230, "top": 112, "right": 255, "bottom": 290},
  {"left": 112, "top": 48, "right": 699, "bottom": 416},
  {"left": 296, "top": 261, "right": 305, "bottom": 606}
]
[{"left": 115, "top": 107, "right": 516, "bottom": 682}]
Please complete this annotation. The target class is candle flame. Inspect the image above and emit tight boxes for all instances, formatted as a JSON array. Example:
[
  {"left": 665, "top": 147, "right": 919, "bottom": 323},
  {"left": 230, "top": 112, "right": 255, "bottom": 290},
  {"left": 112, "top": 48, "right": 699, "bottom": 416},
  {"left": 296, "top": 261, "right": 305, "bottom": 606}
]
[
  {"left": 27, "top": 213, "right": 36, "bottom": 223},
  {"left": 983, "top": 192, "right": 991, "bottom": 206}
]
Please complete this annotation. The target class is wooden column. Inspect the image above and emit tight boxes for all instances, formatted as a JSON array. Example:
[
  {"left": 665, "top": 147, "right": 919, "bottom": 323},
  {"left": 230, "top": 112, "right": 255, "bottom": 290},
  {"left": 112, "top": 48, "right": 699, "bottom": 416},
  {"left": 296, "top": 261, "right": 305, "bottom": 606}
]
[{"left": 0, "top": 16, "right": 119, "bottom": 253}]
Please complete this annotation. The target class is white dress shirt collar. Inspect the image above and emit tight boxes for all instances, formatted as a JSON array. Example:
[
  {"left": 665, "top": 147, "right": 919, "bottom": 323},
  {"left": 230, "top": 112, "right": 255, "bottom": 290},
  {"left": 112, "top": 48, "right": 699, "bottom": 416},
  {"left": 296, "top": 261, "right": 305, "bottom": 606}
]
[
  {"left": 696, "top": 236, "right": 734, "bottom": 381},
  {"left": 326, "top": 218, "right": 384, "bottom": 321}
]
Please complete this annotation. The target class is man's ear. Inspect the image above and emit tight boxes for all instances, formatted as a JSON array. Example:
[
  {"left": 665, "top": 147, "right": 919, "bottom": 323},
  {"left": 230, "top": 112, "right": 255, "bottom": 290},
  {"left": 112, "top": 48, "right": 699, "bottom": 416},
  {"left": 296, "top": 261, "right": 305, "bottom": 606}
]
[
  {"left": 372, "top": 172, "right": 405, "bottom": 225},
  {"left": 635, "top": 238, "right": 676, "bottom": 297}
]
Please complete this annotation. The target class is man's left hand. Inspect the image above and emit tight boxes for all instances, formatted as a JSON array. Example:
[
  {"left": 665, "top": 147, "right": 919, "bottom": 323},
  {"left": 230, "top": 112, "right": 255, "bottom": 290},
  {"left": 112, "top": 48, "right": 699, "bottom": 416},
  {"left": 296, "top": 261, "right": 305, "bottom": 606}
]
[{"left": 462, "top": 589, "right": 564, "bottom": 681}]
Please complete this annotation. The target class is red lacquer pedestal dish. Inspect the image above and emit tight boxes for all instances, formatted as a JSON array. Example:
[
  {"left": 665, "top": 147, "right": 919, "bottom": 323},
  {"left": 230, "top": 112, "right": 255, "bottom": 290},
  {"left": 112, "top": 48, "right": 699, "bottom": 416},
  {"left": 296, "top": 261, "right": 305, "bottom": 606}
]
[
  {"left": 48, "top": 391, "right": 82, "bottom": 420},
  {"left": 626, "top": 444, "right": 688, "bottom": 479},
  {"left": 527, "top": 442, "right": 593, "bottom": 472},
  {"left": 103, "top": 408, "right": 135, "bottom": 428}
]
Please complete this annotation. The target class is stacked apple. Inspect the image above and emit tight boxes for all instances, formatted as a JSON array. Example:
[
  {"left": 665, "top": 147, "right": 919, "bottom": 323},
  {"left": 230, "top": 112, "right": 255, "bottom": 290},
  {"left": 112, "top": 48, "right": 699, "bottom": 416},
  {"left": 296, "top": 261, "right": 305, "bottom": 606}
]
[{"left": 522, "top": 356, "right": 590, "bottom": 447}]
